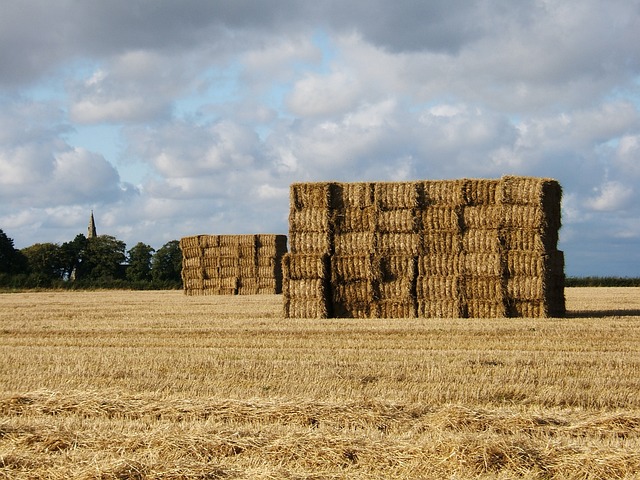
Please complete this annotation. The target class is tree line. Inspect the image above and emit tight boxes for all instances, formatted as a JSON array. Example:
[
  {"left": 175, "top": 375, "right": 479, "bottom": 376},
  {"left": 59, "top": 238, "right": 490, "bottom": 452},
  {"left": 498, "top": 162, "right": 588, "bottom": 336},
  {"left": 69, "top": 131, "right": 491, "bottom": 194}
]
[{"left": 0, "top": 228, "right": 182, "bottom": 290}]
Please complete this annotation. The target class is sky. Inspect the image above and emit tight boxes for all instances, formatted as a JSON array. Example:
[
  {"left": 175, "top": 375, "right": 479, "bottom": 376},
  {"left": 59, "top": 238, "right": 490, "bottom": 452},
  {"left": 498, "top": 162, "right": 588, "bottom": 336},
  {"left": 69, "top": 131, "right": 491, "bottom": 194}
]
[{"left": 1, "top": 0, "right": 639, "bottom": 277}]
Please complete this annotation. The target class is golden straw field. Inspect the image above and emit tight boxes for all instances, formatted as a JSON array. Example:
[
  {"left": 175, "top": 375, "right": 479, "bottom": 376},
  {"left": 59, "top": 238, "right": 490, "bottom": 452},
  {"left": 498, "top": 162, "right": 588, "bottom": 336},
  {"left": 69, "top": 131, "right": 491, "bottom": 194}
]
[{"left": 1, "top": 288, "right": 639, "bottom": 479}]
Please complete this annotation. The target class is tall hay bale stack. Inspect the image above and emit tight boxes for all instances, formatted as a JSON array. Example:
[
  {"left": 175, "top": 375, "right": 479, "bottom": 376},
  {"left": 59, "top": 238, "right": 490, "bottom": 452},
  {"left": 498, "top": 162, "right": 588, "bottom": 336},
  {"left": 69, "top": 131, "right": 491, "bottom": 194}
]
[
  {"left": 284, "top": 176, "right": 564, "bottom": 319},
  {"left": 417, "top": 180, "right": 465, "bottom": 317},
  {"left": 459, "top": 179, "right": 508, "bottom": 318},
  {"left": 282, "top": 253, "right": 331, "bottom": 318},
  {"left": 498, "top": 176, "right": 564, "bottom": 317},
  {"left": 180, "top": 233, "right": 287, "bottom": 296}
]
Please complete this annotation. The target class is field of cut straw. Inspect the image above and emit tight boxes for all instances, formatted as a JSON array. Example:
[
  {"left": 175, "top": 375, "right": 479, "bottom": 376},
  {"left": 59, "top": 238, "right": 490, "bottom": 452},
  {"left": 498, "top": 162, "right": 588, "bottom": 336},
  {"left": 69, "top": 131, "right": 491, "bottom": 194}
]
[{"left": 1, "top": 288, "right": 639, "bottom": 479}]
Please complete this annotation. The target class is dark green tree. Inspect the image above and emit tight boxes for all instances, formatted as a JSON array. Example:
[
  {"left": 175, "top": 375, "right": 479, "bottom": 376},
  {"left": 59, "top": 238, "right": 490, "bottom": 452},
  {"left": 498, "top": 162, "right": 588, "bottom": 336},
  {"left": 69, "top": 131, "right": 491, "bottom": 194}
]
[
  {"left": 77, "top": 235, "right": 126, "bottom": 281},
  {"left": 21, "top": 243, "right": 65, "bottom": 283},
  {"left": 151, "top": 240, "right": 182, "bottom": 286},
  {"left": 60, "top": 234, "right": 87, "bottom": 280},
  {"left": 126, "top": 242, "right": 155, "bottom": 282},
  {"left": 0, "top": 229, "right": 27, "bottom": 275}
]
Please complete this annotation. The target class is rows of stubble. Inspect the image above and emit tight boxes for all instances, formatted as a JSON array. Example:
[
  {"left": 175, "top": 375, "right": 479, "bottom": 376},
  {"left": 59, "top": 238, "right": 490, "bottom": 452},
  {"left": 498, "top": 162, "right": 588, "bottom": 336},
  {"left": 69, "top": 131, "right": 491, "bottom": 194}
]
[
  {"left": 180, "top": 234, "right": 287, "bottom": 295},
  {"left": 284, "top": 176, "right": 564, "bottom": 318}
]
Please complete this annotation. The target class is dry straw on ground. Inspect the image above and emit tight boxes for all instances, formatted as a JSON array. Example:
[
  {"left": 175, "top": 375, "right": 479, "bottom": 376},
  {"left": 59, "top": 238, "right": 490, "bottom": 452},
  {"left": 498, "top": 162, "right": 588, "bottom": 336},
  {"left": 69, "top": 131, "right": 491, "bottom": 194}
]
[
  {"left": 285, "top": 176, "right": 564, "bottom": 318},
  {"left": 180, "top": 234, "right": 287, "bottom": 296}
]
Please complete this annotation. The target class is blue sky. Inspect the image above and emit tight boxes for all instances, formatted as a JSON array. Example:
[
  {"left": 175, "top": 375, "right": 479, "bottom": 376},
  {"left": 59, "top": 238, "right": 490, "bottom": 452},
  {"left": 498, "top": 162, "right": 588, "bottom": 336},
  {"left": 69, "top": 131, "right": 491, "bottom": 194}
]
[{"left": 1, "top": 0, "right": 639, "bottom": 276}]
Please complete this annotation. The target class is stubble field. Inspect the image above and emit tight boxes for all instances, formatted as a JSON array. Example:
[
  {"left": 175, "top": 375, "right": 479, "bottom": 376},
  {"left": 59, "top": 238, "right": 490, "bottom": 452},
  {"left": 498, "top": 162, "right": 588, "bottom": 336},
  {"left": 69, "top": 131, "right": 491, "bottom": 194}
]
[{"left": 1, "top": 288, "right": 639, "bottom": 479}]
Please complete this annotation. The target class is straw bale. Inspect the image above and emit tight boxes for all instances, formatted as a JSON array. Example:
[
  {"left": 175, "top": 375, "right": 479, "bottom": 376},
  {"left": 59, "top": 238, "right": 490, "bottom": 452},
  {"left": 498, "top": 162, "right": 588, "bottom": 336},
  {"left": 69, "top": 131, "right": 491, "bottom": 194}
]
[
  {"left": 507, "top": 276, "right": 545, "bottom": 300},
  {"left": 289, "top": 208, "right": 333, "bottom": 232},
  {"left": 216, "top": 245, "right": 238, "bottom": 256},
  {"left": 416, "top": 276, "right": 462, "bottom": 299},
  {"left": 290, "top": 182, "right": 336, "bottom": 210},
  {"left": 219, "top": 266, "right": 239, "bottom": 277},
  {"left": 218, "top": 256, "right": 238, "bottom": 268},
  {"left": 283, "top": 278, "right": 326, "bottom": 298},
  {"left": 238, "top": 257, "right": 256, "bottom": 269},
  {"left": 463, "top": 179, "right": 500, "bottom": 205},
  {"left": 498, "top": 176, "right": 562, "bottom": 207},
  {"left": 203, "top": 266, "right": 220, "bottom": 279},
  {"left": 256, "top": 265, "right": 277, "bottom": 278},
  {"left": 377, "top": 209, "right": 419, "bottom": 233},
  {"left": 333, "top": 182, "right": 375, "bottom": 209},
  {"left": 183, "top": 257, "right": 203, "bottom": 269},
  {"left": 332, "top": 280, "right": 377, "bottom": 303},
  {"left": 181, "top": 246, "right": 202, "bottom": 259},
  {"left": 418, "top": 254, "right": 462, "bottom": 276},
  {"left": 463, "top": 252, "right": 504, "bottom": 276},
  {"left": 239, "top": 265, "right": 258, "bottom": 277},
  {"left": 378, "top": 278, "right": 414, "bottom": 299},
  {"left": 506, "top": 250, "right": 564, "bottom": 277},
  {"left": 501, "top": 229, "right": 551, "bottom": 252},
  {"left": 379, "top": 255, "right": 416, "bottom": 281},
  {"left": 331, "top": 255, "right": 378, "bottom": 282},
  {"left": 421, "top": 180, "right": 465, "bottom": 206},
  {"left": 238, "top": 245, "right": 257, "bottom": 257},
  {"left": 462, "top": 275, "right": 505, "bottom": 300},
  {"left": 179, "top": 235, "right": 201, "bottom": 249},
  {"left": 183, "top": 278, "right": 204, "bottom": 290},
  {"left": 461, "top": 229, "right": 503, "bottom": 252},
  {"left": 376, "top": 299, "right": 417, "bottom": 318},
  {"left": 418, "top": 299, "right": 465, "bottom": 318},
  {"left": 181, "top": 266, "right": 203, "bottom": 280},
  {"left": 466, "top": 299, "right": 508, "bottom": 318},
  {"left": 332, "top": 300, "right": 375, "bottom": 319},
  {"left": 284, "top": 297, "right": 329, "bottom": 318},
  {"left": 462, "top": 205, "right": 502, "bottom": 230},
  {"left": 333, "top": 207, "right": 376, "bottom": 233},
  {"left": 422, "top": 207, "right": 462, "bottom": 231},
  {"left": 199, "top": 235, "right": 220, "bottom": 248},
  {"left": 376, "top": 232, "right": 421, "bottom": 255},
  {"left": 257, "top": 256, "right": 277, "bottom": 267},
  {"left": 374, "top": 182, "right": 420, "bottom": 209},
  {"left": 423, "top": 231, "right": 462, "bottom": 254},
  {"left": 202, "top": 247, "right": 221, "bottom": 259},
  {"left": 510, "top": 300, "right": 559, "bottom": 318},
  {"left": 502, "top": 205, "right": 550, "bottom": 229},
  {"left": 256, "top": 234, "right": 287, "bottom": 248},
  {"left": 288, "top": 232, "right": 332, "bottom": 254},
  {"left": 282, "top": 253, "right": 329, "bottom": 279},
  {"left": 333, "top": 232, "right": 376, "bottom": 255}
]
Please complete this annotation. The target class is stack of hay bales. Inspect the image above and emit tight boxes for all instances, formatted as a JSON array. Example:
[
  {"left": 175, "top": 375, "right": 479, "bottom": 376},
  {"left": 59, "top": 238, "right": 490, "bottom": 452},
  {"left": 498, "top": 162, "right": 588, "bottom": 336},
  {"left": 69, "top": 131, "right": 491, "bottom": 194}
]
[
  {"left": 284, "top": 176, "right": 564, "bottom": 318},
  {"left": 283, "top": 183, "right": 334, "bottom": 317},
  {"left": 180, "top": 234, "right": 287, "bottom": 295},
  {"left": 500, "top": 176, "right": 565, "bottom": 317},
  {"left": 417, "top": 180, "right": 465, "bottom": 318}
]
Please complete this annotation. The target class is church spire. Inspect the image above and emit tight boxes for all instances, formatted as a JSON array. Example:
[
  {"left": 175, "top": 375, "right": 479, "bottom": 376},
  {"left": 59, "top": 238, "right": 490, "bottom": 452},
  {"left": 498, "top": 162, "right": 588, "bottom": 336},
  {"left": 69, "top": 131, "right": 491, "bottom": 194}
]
[{"left": 88, "top": 210, "right": 97, "bottom": 238}]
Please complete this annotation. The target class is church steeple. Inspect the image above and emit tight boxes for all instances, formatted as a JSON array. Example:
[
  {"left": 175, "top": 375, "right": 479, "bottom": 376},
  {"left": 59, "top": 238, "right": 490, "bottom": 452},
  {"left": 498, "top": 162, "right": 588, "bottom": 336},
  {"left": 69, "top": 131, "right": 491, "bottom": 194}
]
[{"left": 88, "top": 211, "right": 97, "bottom": 238}]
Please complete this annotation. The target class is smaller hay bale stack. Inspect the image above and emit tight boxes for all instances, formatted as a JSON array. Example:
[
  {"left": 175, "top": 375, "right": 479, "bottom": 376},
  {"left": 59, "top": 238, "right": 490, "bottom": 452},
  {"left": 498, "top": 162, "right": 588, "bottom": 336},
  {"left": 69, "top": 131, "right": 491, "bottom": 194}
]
[{"left": 180, "top": 234, "right": 287, "bottom": 296}]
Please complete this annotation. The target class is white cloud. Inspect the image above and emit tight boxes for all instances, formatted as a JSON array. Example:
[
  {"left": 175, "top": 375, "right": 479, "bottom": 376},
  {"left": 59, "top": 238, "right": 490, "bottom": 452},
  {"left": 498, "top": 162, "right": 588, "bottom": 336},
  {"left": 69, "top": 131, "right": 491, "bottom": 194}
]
[{"left": 587, "top": 181, "right": 634, "bottom": 212}]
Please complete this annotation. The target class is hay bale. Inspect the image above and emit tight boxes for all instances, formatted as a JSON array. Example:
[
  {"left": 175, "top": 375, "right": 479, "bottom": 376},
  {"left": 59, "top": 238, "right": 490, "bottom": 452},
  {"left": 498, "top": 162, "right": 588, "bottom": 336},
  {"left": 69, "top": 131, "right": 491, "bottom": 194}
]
[
  {"left": 418, "top": 299, "right": 465, "bottom": 318},
  {"left": 423, "top": 231, "right": 462, "bottom": 255},
  {"left": 501, "top": 229, "right": 551, "bottom": 252},
  {"left": 498, "top": 176, "right": 562, "bottom": 207},
  {"left": 378, "top": 278, "right": 414, "bottom": 299},
  {"left": 289, "top": 232, "right": 332, "bottom": 254},
  {"left": 334, "top": 207, "right": 377, "bottom": 233},
  {"left": 181, "top": 246, "right": 202, "bottom": 259},
  {"left": 377, "top": 209, "right": 419, "bottom": 233},
  {"left": 333, "top": 182, "right": 375, "bottom": 209},
  {"left": 462, "top": 229, "right": 503, "bottom": 252},
  {"left": 290, "top": 182, "right": 336, "bottom": 210},
  {"left": 506, "top": 250, "right": 564, "bottom": 277},
  {"left": 466, "top": 299, "right": 508, "bottom": 318},
  {"left": 462, "top": 275, "right": 505, "bottom": 300},
  {"left": 463, "top": 179, "right": 500, "bottom": 205},
  {"left": 418, "top": 254, "right": 462, "bottom": 276},
  {"left": 422, "top": 207, "right": 462, "bottom": 231},
  {"left": 374, "top": 182, "right": 420, "bottom": 209},
  {"left": 463, "top": 252, "right": 504, "bottom": 276},
  {"left": 421, "top": 180, "right": 465, "bottom": 206},
  {"left": 461, "top": 205, "right": 502, "bottom": 230},
  {"left": 289, "top": 208, "right": 333, "bottom": 232},
  {"left": 333, "top": 232, "right": 376, "bottom": 255},
  {"left": 282, "top": 253, "right": 329, "bottom": 279},
  {"left": 376, "top": 232, "right": 421, "bottom": 255},
  {"left": 179, "top": 235, "right": 201, "bottom": 249},
  {"left": 284, "top": 298, "right": 330, "bottom": 318},
  {"left": 376, "top": 299, "right": 416, "bottom": 318},
  {"left": 416, "top": 276, "right": 462, "bottom": 299},
  {"left": 379, "top": 255, "right": 416, "bottom": 281},
  {"left": 331, "top": 255, "right": 377, "bottom": 283}
]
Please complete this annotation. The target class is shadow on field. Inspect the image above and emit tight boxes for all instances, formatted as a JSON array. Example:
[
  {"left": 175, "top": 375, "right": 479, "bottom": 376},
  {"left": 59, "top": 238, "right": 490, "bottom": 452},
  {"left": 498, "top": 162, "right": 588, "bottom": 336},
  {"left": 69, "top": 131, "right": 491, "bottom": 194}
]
[{"left": 566, "top": 309, "right": 640, "bottom": 318}]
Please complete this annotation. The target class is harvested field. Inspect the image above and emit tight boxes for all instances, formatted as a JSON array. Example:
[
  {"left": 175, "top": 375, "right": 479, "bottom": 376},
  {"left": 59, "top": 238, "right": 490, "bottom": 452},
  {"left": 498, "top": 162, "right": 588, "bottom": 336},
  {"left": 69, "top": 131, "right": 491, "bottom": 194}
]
[{"left": 1, "top": 288, "right": 640, "bottom": 479}]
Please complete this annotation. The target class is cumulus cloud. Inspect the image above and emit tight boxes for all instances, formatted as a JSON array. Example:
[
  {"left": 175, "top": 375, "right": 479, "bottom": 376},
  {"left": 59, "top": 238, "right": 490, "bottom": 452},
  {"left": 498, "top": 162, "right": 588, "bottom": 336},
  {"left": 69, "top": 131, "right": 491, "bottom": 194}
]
[{"left": 587, "top": 181, "right": 634, "bottom": 212}]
